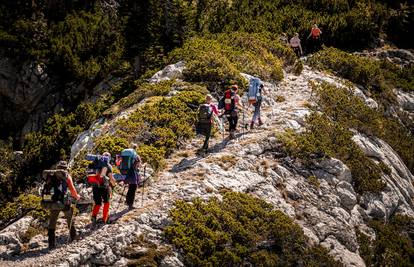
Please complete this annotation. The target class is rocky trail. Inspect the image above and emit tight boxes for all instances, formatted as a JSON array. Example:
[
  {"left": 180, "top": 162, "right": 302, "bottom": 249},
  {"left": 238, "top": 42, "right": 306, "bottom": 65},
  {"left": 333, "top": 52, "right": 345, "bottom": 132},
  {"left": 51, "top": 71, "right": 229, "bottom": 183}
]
[{"left": 1, "top": 65, "right": 413, "bottom": 267}]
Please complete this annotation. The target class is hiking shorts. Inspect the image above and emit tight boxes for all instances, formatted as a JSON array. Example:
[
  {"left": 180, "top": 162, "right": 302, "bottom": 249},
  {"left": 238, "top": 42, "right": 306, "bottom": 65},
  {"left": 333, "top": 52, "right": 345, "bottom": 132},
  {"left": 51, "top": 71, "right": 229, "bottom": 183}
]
[{"left": 92, "top": 186, "right": 110, "bottom": 205}]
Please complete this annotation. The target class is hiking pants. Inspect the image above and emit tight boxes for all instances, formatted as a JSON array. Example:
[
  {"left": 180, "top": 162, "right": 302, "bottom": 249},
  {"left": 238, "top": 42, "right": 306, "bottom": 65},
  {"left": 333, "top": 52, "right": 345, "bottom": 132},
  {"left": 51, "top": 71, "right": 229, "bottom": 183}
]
[
  {"left": 226, "top": 111, "right": 238, "bottom": 132},
  {"left": 252, "top": 100, "right": 262, "bottom": 123},
  {"left": 92, "top": 186, "right": 110, "bottom": 205},
  {"left": 200, "top": 123, "right": 212, "bottom": 150},
  {"left": 48, "top": 206, "right": 75, "bottom": 230},
  {"left": 292, "top": 47, "right": 301, "bottom": 57},
  {"left": 126, "top": 184, "right": 138, "bottom": 206}
]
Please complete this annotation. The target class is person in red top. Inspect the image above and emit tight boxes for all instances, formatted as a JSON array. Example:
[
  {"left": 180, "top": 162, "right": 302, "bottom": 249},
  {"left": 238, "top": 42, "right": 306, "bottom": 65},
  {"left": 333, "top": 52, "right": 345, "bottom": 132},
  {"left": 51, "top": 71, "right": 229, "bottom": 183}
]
[{"left": 307, "top": 24, "right": 322, "bottom": 53}]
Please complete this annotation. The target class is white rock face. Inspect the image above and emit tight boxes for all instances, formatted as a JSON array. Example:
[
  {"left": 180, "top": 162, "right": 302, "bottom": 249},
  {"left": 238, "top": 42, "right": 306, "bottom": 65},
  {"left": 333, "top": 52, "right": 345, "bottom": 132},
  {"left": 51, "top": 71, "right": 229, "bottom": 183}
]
[
  {"left": 3, "top": 63, "right": 413, "bottom": 267},
  {"left": 148, "top": 61, "right": 185, "bottom": 83}
]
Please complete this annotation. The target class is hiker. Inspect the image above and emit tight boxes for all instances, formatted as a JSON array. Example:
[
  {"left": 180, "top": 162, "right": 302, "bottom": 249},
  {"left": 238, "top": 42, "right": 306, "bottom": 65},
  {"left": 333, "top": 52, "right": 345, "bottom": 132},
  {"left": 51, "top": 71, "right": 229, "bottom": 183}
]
[
  {"left": 307, "top": 24, "right": 322, "bottom": 53},
  {"left": 90, "top": 152, "right": 116, "bottom": 225},
  {"left": 196, "top": 94, "right": 219, "bottom": 153},
  {"left": 219, "top": 84, "right": 243, "bottom": 139},
  {"left": 279, "top": 32, "right": 289, "bottom": 45},
  {"left": 41, "top": 161, "right": 80, "bottom": 249},
  {"left": 119, "top": 144, "right": 142, "bottom": 210},
  {"left": 290, "top": 33, "right": 303, "bottom": 57},
  {"left": 247, "top": 77, "right": 266, "bottom": 129}
]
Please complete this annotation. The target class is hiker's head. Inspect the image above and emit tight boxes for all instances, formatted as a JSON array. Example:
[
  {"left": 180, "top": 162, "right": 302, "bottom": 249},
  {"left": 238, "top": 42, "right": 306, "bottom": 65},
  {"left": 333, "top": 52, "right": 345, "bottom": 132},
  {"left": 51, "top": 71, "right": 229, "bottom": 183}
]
[
  {"left": 231, "top": 84, "right": 238, "bottom": 92},
  {"left": 102, "top": 152, "right": 111, "bottom": 162},
  {"left": 131, "top": 143, "right": 138, "bottom": 150},
  {"left": 313, "top": 24, "right": 318, "bottom": 28},
  {"left": 56, "top": 161, "right": 68, "bottom": 170},
  {"left": 205, "top": 94, "right": 213, "bottom": 103},
  {"left": 295, "top": 32, "right": 299, "bottom": 37}
]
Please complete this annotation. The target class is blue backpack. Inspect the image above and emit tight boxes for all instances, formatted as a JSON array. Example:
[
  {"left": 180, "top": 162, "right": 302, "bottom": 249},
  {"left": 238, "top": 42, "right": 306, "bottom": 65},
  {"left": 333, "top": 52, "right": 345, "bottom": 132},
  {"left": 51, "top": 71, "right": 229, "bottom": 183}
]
[
  {"left": 119, "top": 149, "right": 136, "bottom": 175},
  {"left": 248, "top": 77, "right": 262, "bottom": 104}
]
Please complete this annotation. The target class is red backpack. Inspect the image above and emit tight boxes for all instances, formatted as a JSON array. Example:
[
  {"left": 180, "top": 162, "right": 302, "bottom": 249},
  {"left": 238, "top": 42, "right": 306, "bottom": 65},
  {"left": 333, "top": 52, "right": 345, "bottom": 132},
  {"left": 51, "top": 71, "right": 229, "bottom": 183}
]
[{"left": 224, "top": 89, "right": 235, "bottom": 111}]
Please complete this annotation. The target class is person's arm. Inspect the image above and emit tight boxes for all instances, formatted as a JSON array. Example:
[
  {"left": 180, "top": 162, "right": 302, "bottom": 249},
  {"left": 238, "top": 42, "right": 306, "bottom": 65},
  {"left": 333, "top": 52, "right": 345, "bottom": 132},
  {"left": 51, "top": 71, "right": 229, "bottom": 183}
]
[
  {"left": 134, "top": 154, "right": 142, "bottom": 169},
  {"left": 235, "top": 95, "right": 244, "bottom": 110},
  {"left": 299, "top": 42, "right": 303, "bottom": 55},
  {"left": 108, "top": 172, "right": 116, "bottom": 187},
  {"left": 66, "top": 174, "right": 80, "bottom": 200}
]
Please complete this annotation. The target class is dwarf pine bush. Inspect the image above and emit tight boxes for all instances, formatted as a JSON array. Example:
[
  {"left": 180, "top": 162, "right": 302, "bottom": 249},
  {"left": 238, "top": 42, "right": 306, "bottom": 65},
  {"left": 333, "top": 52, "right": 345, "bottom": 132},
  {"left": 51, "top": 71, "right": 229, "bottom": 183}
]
[
  {"left": 357, "top": 215, "right": 414, "bottom": 267},
  {"left": 165, "top": 192, "right": 340, "bottom": 267}
]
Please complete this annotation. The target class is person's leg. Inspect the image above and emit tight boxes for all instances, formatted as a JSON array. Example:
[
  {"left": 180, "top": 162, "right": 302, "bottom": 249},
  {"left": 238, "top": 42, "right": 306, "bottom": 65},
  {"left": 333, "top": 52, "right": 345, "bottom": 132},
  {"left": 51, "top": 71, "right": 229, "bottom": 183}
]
[
  {"left": 126, "top": 184, "right": 138, "bottom": 208},
  {"left": 102, "top": 188, "right": 110, "bottom": 223},
  {"left": 91, "top": 186, "right": 102, "bottom": 223},
  {"left": 257, "top": 101, "right": 263, "bottom": 125},
  {"left": 202, "top": 124, "right": 212, "bottom": 150},
  {"left": 48, "top": 210, "right": 60, "bottom": 249},
  {"left": 64, "top": 207, "right": 76, "bottom": 241},
  {"left": 252, "top": 103, "right": 259, "bottom": 129}
]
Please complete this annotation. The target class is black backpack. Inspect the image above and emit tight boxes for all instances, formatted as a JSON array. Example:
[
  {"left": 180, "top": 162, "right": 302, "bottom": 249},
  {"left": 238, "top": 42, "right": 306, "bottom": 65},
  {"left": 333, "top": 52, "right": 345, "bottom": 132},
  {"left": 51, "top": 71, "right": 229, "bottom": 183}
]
[
  {"left": 41, "top": 170, "right": 69, "bottom": 210},
  {"left": 198, "top": 104, "right": 213, "bottom": 124}
]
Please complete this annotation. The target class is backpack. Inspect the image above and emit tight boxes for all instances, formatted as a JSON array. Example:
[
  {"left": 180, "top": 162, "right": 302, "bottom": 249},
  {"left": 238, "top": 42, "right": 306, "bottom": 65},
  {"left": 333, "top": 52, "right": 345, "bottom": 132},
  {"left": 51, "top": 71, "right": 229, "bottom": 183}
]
[
  {"left": 198, "top": 104, "right": 213, "bottom": 124},
  {"left": 119, "top": 149, "right": 137, "bottom": 175},
  {"left": 248, "top": 77, "right": 262, "bottom": 104},
  {"left": 311, "top": 28, "right": 321, "bottom": 39},
  {"left": 223, "top": 90, "right": 235, "bottom": 111},
  {"left": 40, "top": 169, "right": 70, "bottom": 210},
  {"left": 86, "top": 154, "right": 110, "bottom": 186}
]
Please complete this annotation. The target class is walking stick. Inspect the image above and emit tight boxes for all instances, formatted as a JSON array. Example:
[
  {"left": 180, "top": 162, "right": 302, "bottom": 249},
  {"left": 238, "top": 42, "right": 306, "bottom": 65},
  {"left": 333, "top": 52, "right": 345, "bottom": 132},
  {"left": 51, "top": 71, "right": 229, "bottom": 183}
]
[
  {"left": 141, "top": 165, "right": 147, "bottom": 207},
  {"left": 115, "top": 184, "right": 127, "bottom": 213}
]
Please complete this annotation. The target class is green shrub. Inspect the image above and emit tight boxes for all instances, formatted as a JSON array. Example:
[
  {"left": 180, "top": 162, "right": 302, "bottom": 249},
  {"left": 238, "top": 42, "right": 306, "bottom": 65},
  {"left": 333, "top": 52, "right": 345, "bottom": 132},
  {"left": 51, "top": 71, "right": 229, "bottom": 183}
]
[
  {"left": 165, "top": 192, "right": 340, "bottom": 267},
  {"left": 107, "top": 85, "right": 204, "bottom": 172},
  {"left": 279, "top": 113, "right": 385, "bottom": 193},
  {"left": 308, "top": 47, "right": 385, "bottom": 93},
  {"left": 137, "top": 145, "right": 166, "bottom": 172},
  {"left": 169, "top": 32, "right": 294, "bottom": 92},
  {"left": 357, "top": 215, "right": 414, "bottom": 267},
  {"left": 0, "top": 194, "right": 48, "bottom": 227},
  {"left": 314, "top": 82, "right": 414, "bottom": 175},
  {"left": 281, "top": 82, "right": 414, "bottom": 193},
  {"left": 94, "top": 135, "right": 129, "bottom": 157}
]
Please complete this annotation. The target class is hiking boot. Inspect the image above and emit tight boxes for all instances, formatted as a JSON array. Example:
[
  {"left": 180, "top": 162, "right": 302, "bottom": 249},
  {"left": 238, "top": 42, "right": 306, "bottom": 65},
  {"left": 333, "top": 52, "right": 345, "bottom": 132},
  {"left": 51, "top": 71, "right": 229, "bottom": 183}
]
[
  {"left": 258, "top": 119, "right": 263, "bottom": 126},
  {"left": 48, "top": 229, "right": 56, "bottom": 250},
  {"left": 250, "top": 122, "right": 254, "bottom": 130},
  {"left": 229, "top": 131, "right": 235, "bottom": 139},
  {"left": 91, "top": 216, "right": 97, "bottom": 226}
]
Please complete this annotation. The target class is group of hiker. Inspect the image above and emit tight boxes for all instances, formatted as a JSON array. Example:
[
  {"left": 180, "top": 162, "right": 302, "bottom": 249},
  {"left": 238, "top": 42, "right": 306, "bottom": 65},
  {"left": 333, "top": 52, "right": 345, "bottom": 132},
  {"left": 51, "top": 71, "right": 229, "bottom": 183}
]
[
  {"left": 196, "top": 76, "right": 266, "bottom": 153},
  {"left": 40, "top": 144, "right": 144, "bottom": 249},
  {"left": 37, "top": 23, "right": 323, "bottom": 251},
  {"left": 280, "top": 24, "right": 323, "bottom": 57}
]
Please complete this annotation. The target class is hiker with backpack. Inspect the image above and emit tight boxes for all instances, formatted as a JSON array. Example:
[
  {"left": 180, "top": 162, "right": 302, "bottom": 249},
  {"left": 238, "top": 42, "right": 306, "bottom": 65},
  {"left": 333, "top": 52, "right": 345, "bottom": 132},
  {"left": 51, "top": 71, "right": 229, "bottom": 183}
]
[
  {"left": 41, "top": 161, "right": 80, "bottom": 249},
  {"left": 88, "top": 152, "right": 116, "bottom": 225},
  {"left": 289, "top": 33, "right": 303, "bottom": 57},
  {"left": 218, "top": 84, "right": 243, "bottom": 139},
  {"left": 307, "top": 24, "right": 322, "bottom": 53},
  {"left": 118, "top": 144, "right": 143, "bottom": 210},
  {"left": 247, "top": 77, "right": 266, "bottom": 129},
  {"left": 196, "top": 94, "right": 219, "bottom": 153}
]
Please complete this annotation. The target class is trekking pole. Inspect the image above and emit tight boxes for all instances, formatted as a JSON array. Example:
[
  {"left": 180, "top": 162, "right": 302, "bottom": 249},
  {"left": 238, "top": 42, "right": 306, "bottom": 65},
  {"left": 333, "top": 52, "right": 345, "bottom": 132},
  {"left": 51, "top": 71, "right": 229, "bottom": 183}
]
[
  {"left": 141, "top": 165, "right": 147, "bottom": 207},
  {"left": 115, "top": 184, "right": 127, "bottom": 213}
]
